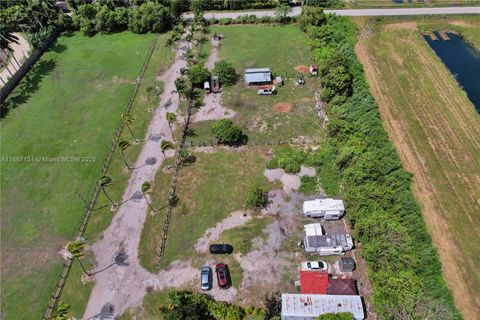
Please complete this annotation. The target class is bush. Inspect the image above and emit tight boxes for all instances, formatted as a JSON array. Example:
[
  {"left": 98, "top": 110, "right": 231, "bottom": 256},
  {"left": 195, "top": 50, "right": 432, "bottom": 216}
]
[
  {"left": 299, "top": 175, "right": 318, "bottom": 195},
  {"left": 219, "top": 17, "right": 233, "bottom": 25},
  {"left": 268, "top": 146, "right": 307, "bottom": 174},
  {"left": 245, "top": 185, "right": 267, "bottom": 209},
  {"left": 213, "top": 60, "right": 237, "bottom": 86},
  {"left": 211, "top": 119, "right": 245, "bottom": 145},
  {"left": 187, "top": 64, "right": 211, "bottom": 86},
  {"left": 128, "top": 2, "right": 173, "bottom": 34}
]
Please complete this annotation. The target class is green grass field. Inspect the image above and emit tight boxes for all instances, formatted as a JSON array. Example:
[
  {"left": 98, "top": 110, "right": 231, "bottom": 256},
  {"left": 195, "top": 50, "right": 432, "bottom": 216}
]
[
  {"left": 0, "top": 31, "right": 171, "bottom": 319},
  {"left": 139, "top": 148, "right": 275, "bottom": 271},
  {"left": 356, "top": 17, "right": 480, "bottom": 318},
  {"left": 187, "top": 25, "right": 324, "bottom": 145}
]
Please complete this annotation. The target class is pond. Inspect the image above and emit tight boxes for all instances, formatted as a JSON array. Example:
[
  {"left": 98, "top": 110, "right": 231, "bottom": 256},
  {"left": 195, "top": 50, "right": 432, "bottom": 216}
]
[{"left": 423, "top": 32, "right": 480, "bottom": 113}]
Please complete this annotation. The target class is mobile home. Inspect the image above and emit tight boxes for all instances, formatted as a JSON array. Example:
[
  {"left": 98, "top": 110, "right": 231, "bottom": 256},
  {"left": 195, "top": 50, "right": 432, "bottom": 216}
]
[{"left": 303, "top": 198, "right": 345, "bottom": 220}]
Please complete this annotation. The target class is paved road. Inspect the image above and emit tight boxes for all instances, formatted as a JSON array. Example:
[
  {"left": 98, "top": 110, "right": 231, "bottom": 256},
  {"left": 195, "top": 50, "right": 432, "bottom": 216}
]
[{"left": 184, "top": 6, "right": 479, "bottom": 19}]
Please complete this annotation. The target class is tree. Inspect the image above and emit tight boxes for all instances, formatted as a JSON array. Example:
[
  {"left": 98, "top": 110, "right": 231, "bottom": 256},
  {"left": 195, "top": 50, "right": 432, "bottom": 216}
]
[
  {"left": 316, "top": 313, "right": 353, "bottom": 320},
  {"left": 74, "top": 4, "right": 98, "bottom": 36},
  {"left": 274, "top": 4, "right": 292, "bottom": 22},
  {"left": 211, "top": 119, "right": 244, "bottom": 145},
  {"left": 166, "top": 112, "right": 177, "bottom": 138},
  {"left": 98, "top": 175, "right": 117, "bottom": 209},
  {"left": 141, "top": 181, "right": 157, "bottom": 212},
  {"left": 187, "top": 64, "right": 211, "bottom": 86},
  {"left": 50, "top": 301, "right": 70, "bottom": 320},
  {"left": 145, "top": 86, "right": 154, "bottom": 112},
  {"left": 121, "top": 113, "right": 139, "bottom": 143},
  {"left": 118, "top": 139, "right": 133, "bottom": 170},
  {"left": 160, "top": 140, "right": 173, "bottom": 158},
  {"left": 174, "top": 77, "right": 188, "bottom": 102},
  {"left": 245, "top": 185, "right": 266, "bottom": 209},
  {"left": 66, "top": 240, "right": 92, "bottom": 276},
  {"left": 128, "top": 2, "right": 173, "bottom": 34},
  {"left": 213, "top": 60, "right": 237, "bottom": 86},
  {"left": 0, "top": 27, "right": 19, "bottom": 53},
  {"left": 264, "top": 292, "right": 281, "bottom": 320},
  {"left": 320, "top": 65, "right": 352, "bottom": 102}
]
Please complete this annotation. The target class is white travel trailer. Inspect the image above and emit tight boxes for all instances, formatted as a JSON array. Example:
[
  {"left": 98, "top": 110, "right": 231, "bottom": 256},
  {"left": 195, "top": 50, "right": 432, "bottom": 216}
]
[{"left": 303, "top": 198, "right": 345, "bottom": 220}]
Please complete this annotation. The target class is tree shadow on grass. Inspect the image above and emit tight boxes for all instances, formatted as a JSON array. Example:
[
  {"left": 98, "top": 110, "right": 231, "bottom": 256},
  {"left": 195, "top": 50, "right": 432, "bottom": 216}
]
[{"left": 1, "top": 59, "right": 57, "bottom": 118}]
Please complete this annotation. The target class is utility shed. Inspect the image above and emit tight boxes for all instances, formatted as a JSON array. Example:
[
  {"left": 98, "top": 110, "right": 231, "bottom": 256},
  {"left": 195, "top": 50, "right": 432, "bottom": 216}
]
[
  {"left": 304, "top": 223, "right": 323, "bottom": 236},
  {"left": 339, "top": 257, "right": 355, "bottom": 272},
  {"left": 303, "top": 198, "right": 345, "bottom": 220},
  {"left": 281, "top": 294, "right": 365, "bottom": 320},
  {"left": 244, "top": 68, "right": 272, "bottom": 85},
  {"left": 328, "top": 278, "right": 358, "bottom": 295}
]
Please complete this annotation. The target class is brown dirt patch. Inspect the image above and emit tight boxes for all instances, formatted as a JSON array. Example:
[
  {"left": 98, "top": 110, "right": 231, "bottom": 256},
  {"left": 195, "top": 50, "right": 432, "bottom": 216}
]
[
  {"left": 273, "top": 102, "right": 292, "bottom": 113},
  {"left": 294, "top": 65, "right": 309, "bottom": 73}
]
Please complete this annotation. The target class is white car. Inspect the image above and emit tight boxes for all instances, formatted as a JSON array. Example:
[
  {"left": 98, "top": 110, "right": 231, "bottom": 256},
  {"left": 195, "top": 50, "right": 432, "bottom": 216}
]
[{"left": 302, "top": 261, "right": 328, "bottom": 272}]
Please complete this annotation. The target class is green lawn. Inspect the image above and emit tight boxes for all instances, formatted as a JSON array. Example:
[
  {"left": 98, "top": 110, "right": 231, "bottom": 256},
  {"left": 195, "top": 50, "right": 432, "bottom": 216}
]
[
  {"left": 139, "top": 148, "right": 275, "bottom": 271},
  {"left": 0, "top": 31, "right": 172, "bottom": 320},
  {"left": 187, "top": 25, "right": 324, "bottom": 145}
]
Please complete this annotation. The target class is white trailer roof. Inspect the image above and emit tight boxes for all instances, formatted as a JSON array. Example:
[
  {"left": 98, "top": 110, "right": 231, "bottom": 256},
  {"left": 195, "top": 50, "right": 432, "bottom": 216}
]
[
  {"left": 303, "top": 198, "right": 345, "bottom": 212},
  {"left": 281, "top": 294, "right": 364, "bottom": 319},
  {"left": 304, "top": 223, "right": 323, "bottom": 236}
]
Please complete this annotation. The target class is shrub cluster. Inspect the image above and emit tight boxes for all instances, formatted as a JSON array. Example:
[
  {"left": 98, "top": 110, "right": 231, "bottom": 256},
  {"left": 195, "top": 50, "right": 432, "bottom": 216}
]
[
  {"left": 211, "top": 119, "right": 245, "bottom": 145},
  {"left": 267, "top": 146, "right": 309, "bottom": 174},
  {"left": 208, "top": 15, "right": 296, "bottom": 26},
  {"left": 245, "top": 185, "right": 267, "bottom": 209},
  {"left": 304, "top": 9, "right": 460, "bottom": 319},
  {"left": 161, "top": 291, "right": 243, "bottom": 320},
  {"left": 71, "top": 2, "right": 174, "bottom": 36}
]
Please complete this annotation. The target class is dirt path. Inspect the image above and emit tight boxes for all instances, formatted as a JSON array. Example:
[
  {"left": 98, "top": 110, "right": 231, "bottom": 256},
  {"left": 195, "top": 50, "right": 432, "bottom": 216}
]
[
  {"left": 191, "top": 38, "right": 236, "bottom": 123},
  {"left": 0, "top": 33, "right": 30, "bottom": 84},
  {"left": 83, "top": 37, "right": 196, "bottom": 319},
  {"left": 356, "top": 29, "right": 480, "bottom": 318}
]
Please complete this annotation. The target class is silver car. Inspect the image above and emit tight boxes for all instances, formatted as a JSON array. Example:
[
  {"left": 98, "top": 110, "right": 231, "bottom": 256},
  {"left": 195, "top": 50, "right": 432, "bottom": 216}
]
[{"left": 200, "top": 266, "right": 212, "bottom": 291}]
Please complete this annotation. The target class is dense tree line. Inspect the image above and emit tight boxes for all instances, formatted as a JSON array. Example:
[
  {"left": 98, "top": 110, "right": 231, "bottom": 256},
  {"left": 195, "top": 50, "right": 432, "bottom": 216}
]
[{"left": 303, "top": 8, "right": 461, "bottom": 320}]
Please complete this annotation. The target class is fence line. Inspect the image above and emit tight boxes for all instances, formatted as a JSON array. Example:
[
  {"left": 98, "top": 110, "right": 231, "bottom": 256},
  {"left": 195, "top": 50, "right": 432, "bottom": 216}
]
[
  {"left": 42, "top": 33, "right": 160, "bottom": 319},
  {"left": 1, "top": 29, "right": 59, "bottom": 103},
  {"left": 184, "top": 139, "right": 322, "bottom": 148}
]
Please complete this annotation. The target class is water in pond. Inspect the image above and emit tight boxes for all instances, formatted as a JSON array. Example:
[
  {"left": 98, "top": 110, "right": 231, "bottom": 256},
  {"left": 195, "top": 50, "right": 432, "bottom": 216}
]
[{"left": 423, "top": 32, "right": 480, "bottom": 113}]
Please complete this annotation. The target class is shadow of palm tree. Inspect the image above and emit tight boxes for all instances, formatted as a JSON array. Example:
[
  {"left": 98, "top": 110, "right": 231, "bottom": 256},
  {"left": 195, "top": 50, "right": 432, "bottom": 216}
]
[{"left": 1, "top": 59, "right": 57, "bottom": 118}]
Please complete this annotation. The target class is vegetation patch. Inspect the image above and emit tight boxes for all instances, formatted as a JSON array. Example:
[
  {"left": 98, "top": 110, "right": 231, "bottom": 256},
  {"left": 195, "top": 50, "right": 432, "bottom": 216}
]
[
  {"left": 299, "top": 175, "right": 318, "bottom": 195},
  {"left": 218, "top": 217, "right": 273, "bottom": 255}
]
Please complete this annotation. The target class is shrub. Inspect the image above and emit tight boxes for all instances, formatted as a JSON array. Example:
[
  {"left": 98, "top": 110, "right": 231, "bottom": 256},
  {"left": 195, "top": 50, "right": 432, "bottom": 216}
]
[
  {"left": 128, "top": 2, "right": 173, "bottom": 34},
  {"left": 299, "top": 175, "right": 318, "bottom": 195},
  {"left": 245, "top": 185, "right": 266, "bottom": 209},
  {"left": 268, "top": 146, "right": 307, "bottom": 174},
  {"left": 213, "top": 60, "right": 237, "bottom": 86},
  {"left": 219, "top": 17, "right": 232, "bottom": 25},
  {"left": 211, "top": 119, "right": 245, "bottom": 145},
  {"left": 187, "top": 64, "right": 211, "bottom": 86}
]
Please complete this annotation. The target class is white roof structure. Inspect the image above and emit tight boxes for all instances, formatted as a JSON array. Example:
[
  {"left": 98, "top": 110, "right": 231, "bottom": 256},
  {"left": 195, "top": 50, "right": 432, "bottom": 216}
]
[
  {"left": 303, "top": 198, "right": 345, "bottom": 213},
  {"left": 244, "top": 68, "right": 272, "bottom": 83},
  {"left": 281, "top": 294, "right": 364, "bottom": 320},
  {"left": 304, "top": 223, "right": 323, "bottom": 236}
]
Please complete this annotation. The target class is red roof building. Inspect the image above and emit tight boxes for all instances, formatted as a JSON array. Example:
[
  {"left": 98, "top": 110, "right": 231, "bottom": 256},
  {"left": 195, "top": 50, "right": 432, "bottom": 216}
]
[
  {"left": 327, "top": 278, "right": 358, "bottom": 295},
  {"left": 299, "top": 271, "right": 328, "bottom": 294}
]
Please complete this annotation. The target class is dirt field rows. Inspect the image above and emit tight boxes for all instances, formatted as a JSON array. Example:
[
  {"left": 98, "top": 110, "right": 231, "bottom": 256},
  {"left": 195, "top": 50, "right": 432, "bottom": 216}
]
[{"left": 356, "top": 18, "right": 480, "bottom": 319}]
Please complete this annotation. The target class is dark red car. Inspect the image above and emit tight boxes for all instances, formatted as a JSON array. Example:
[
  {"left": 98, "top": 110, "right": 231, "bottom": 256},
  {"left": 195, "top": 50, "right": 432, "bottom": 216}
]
[{"left": 215, "top": 263, "right": 231, "bottom": 289}]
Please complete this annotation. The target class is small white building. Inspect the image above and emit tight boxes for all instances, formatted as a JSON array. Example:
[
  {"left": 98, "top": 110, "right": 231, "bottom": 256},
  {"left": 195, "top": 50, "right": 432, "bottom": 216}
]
[
  {"left": 281, "top": 293, "right": 365, "bottom": 320},
  {"left": 303, "top": 198, "right": 345, "bottom": 220}
]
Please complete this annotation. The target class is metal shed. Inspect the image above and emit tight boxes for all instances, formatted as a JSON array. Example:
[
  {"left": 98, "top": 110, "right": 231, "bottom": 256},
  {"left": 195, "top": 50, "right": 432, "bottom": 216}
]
[
  {"left": 244, "top": 68, "right": 272, "bottom": 85},
  {"left": 339, "top": 257, "right": 356, "bottom": 272},
  {"left": 281, "top": 293, "right": 365, "bottom": 320}
]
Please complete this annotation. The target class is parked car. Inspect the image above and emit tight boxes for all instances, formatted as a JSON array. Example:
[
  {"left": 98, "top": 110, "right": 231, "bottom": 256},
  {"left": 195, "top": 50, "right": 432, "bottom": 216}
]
[
  {"left": 209, "top": 243, "right": 233, "bottom": 254},
  {"left": 200, "top": 266, "right": 212, "bottom": 291},
  {"left": 257, "top": 86, "right": 276, "bottom": 95},
  {"left": 215, "top": 263, "right": 231, "bottom": 289},
  {"left": 302, "top": 260, "right": 328, "bottom": 272}
]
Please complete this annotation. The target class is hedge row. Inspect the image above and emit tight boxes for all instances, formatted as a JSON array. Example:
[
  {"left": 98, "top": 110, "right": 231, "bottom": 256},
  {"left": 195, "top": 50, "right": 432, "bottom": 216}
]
[
  {"left": 305, "top": 9, "right": 460, "bottom": 319},
  {"left": 207, "top": 15, "right": 297, "bottom": 26}
]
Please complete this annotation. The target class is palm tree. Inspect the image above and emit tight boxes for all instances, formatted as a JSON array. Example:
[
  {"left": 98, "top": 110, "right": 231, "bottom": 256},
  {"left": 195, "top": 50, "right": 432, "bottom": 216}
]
[
  {"left": 0, "top": 28, "right": 19, "bottom": 53},
  {"left": 98, "top": 175, "right": 117, "bottom": 209},
  {"left": 166, "top": 112, "right": 176, "bottom": 138},
  {"left": 145, "top": 86, "right": 154, "bottom": 112},
  {"left": 50, "top": 301, "right": 70, "bottom": 320},
  {"left": 174, "top": 77, "right": 187, "bottom": 102},
  {"left": 141, "top": 181, "right": 157, "bottom": 213},
  {"left": 118, "top": 139, "right": 133, "bottom": 170},
  {"left": 66, "top": 240, "right": 92, "bottom": 276},
  {"left": 160, "top": 140, "right": 173, "bottom": 159},
  {"left": 121, "top": 113, "right": 139, "bottom": 143}
]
